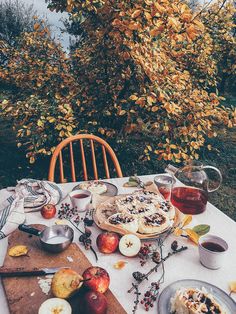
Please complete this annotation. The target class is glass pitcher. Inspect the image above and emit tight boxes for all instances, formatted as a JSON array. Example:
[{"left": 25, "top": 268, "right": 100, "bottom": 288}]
[{"left": 166, "top": 161, "right": 222, "bottom": 215}]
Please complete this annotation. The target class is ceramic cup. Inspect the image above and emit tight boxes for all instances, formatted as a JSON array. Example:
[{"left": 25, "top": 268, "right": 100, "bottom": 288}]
[
  {"left": 198, "top": 234, "right": 228, "bottom": 270},
  {"left": 69, "top": 189, "right": 92, "bottom": 212}
]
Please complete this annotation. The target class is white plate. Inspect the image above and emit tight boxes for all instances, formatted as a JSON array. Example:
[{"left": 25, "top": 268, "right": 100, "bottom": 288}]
[
  {"left": 72, "top": 181, "right": 118, "bottom": 196},
  {"left": 158, "top": 279, "right": 236, "bottom": 314}
]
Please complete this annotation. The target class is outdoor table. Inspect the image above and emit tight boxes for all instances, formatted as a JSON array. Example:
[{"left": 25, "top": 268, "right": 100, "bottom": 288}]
[{"left": 0, "top": 174, "right": 235, "bottom": 313}]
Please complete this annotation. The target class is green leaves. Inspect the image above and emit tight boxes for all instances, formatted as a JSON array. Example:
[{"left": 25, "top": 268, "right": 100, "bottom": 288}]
[{"left": 192, "top": 224, "right": 210, "bottom": 236}]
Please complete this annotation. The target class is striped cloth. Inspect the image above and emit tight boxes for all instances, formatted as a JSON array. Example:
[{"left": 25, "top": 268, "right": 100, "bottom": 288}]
[{"left": 0, "top": 179, "right": 65, "bottom": 239}]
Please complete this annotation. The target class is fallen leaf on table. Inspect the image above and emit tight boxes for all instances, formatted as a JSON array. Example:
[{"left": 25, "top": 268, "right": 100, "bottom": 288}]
[
  {"left": 229, "top": 281, "right": 236, "bottom": 294},
  {"left": 185, "top": 228, "right": 200, "bottom": 245},
  {"left": 192, "top": 224, "right": 210, "bottom": 236},
  {"left": 113, "top": 260, "right": 127, "bottom": 269},
  {"left": 174, "top": 227, "right": 183, "bottom": 236},
  {"left": 8, "top": 245, "right": 29, "bottom": 257},
  {"left": 181, "top": 215, "right": 192, "bottom": 227},
  {"left": 55, "top": 219, "right": 68, "bottom": 225}
]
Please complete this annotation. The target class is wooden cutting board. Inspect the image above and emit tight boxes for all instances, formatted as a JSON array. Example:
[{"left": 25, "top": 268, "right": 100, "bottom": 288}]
[{"left": 2, "top": 224, "right": 126, "bottom": 314}]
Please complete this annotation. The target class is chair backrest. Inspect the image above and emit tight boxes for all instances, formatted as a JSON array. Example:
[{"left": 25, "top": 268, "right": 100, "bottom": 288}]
[{"left": 48, "top": 134, "right": 123, "bottom": 183}]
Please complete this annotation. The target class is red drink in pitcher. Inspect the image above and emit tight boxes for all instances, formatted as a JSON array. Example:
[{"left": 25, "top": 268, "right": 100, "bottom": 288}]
[{"left": 171, "top": 186, "right": 208, "bottom": 215}]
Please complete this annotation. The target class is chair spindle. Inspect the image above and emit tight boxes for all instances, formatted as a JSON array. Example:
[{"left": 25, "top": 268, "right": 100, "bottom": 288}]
[
  {"left": 90, "top": 139, "right": 98, "bottom": 180},
  {"left": 80, "top": 139, "right": 88, "bottom": 181},
  {"left": 102, "top": 145, "right": 110, "bottom": 178},
  {"left": 69, "top": 142, "right": 76, "bottom": 182}
]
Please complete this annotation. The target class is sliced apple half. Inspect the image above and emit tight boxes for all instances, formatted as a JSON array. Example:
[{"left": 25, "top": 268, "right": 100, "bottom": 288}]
[
  {"left": 119, "top": 234, "right": 141, "bottom": 257},
  {"left": 38, "top": 298, "right": 72, "bottom": 314}
]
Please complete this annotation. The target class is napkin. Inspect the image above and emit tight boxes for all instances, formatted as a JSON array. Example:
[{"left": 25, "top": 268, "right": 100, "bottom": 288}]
[{"left": 0, "top": 179, "right": 65, "bottom": 239}]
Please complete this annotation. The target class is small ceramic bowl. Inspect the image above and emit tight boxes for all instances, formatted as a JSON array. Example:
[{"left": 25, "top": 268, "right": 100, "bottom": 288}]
[
  {"left": 198, "top": 234, "right": 228, "bottom": 270},
  {"left": 69, "top": 189, "right": 92, "bottom": 212}
]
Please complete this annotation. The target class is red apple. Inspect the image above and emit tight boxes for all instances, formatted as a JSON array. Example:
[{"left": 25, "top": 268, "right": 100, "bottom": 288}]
[
  {"left": 82, "top": 266, "right": 110, "bottom": 294},
  {"left": 96, "top": 232, "right": 119, "bottom": 254},
  {"left": 41, "top": 204, "right": 56, "bottom": 219},
  {"left": 83, "top": 291, "right": 108, "bottom": 314}
]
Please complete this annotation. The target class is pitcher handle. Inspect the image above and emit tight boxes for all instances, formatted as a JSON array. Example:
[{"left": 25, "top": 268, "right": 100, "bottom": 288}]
[{"left": 202, "top": 166, "right": 222, "bottom": 192}]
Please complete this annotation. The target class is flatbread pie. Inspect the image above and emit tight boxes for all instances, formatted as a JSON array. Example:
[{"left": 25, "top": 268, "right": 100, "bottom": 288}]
[
  {"left": 79, "top": 181, "right": 107, "bottom": 194},
  {"left": 94, "top": 189, "right": 176, "bottom": 237},
  {"left": 157, "top": 200, "right": 175, "bottom": 220},
  {"left": 170, "top": 287, "right": 226, "bottom": 314},
  {"left": 138, "top": 212, "right": 170, "bottom": 234},
  {"left": 107, "top": 213, "right": 139, "bottom": 233}
]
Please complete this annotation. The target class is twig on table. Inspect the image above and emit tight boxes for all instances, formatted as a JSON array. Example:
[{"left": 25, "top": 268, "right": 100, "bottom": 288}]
[{"left": 128, "top": 245, "right": 187, "bottom": 293}]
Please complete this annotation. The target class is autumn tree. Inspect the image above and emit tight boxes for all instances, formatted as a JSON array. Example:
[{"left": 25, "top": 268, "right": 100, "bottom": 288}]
[
  {"left": 46, "top": 0, "right": 235, "bottom": 162},
  {"left": 0, "top": 0, "right": 235, "bottom": 164},
  {"left": 0, "top": 21, "right": 78, "bottom": 162}
]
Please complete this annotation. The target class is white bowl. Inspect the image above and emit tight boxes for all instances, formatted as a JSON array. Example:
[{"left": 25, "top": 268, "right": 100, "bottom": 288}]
[
  {"left": 69, "top": 189, "right": 92, "bottom": 212},
  {"left": 198, "top": 234, "right": 228, "bottom": 270}
]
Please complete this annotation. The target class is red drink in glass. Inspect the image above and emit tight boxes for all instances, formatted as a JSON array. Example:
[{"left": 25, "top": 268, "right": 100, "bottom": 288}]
[
  {"left": 171, "top": 186, "right": 208, "bottom": 215},
  {"left": 158, "top": 186, "right": 171, "bottom": 200}
]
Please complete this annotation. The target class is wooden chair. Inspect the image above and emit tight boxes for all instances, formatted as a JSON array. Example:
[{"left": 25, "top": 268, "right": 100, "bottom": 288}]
[{"left": 48, "top": 134, "right": 123, "bottom": 183}]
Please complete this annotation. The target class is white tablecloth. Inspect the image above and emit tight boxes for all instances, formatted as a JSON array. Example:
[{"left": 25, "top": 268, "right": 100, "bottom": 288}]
[{"left": 0, "top": 175, "right": 235, "bottom": 314}]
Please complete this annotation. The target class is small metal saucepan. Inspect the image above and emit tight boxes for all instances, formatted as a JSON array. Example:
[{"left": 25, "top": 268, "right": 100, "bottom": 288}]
[{"left": 18, "top": 224, "right": 74, "bottom": 253}]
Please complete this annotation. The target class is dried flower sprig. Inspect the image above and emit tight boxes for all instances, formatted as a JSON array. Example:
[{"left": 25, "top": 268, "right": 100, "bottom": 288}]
[
  {"left": 129, "top": 239, "right": 188, "bottom": 313},
  {"left": 58, "top": 203, "right": 98, "bottom": 261}
]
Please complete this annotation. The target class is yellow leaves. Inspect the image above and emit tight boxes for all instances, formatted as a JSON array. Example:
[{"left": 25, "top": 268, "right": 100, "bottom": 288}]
[
  {"left": 168, "top": 17, "right": 181, "bottom": 32},
  {"left": 193, "top": 20, "right": 205, "bottom": 32},
  {"left": 66, "top": 125, "right": 73, "bottom": 132},
  {"left": 130, "top": 94, "right": 138, "bottom": 101},
  {"left": 128, "top": 22, "right": 141, "bottom": 31},
  {"left": 113, "top": 260, "right": 127, "bottom": 270},
  {"left": 37, "top": 119, "right": 44, "bottom": 127},
  {"left": 29, "top": 157, "right": 35, "bottom": 164},
  {"left": 119, "top": 110, "right": 126, "bottom": 116},
  {"left": 8, "top": 245, "right": 29, "bottom": 257},
  {"left": 48, "top": 117, "right": 56, "bottom": 123},
  {"left": 174, "top": 227, "right": 183, "bottom": 236},
  {"left": 151, "top": 106, "right": 159, "bottom": 112},
  {"left": 185, "top": 229, "right": 199, "bottom": 244},
  {"left": 33, "top": 23, "right": 40, "bottom": 31},
  {"left": 59, "top": 130, "right": 65, "bottom": 137},
  {"left": 181, "top": 215, "right": 192, "bottom": 227},
  {"left": 229, "top": 282, "right": 236, "bottom": 294},
  {"left": 186, "top": 24, "right": 198, "bottom": 40},
  {"left": 131, "top": 10, "right": 142, "bottom": 19},
  {"left": 154, "top": 3, "right": 166, "bottom": 14}
]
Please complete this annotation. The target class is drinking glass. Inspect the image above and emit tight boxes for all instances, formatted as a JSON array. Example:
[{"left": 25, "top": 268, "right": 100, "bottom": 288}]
[{"left": 154, "top": 174, "right": 175, "bottom": 200}]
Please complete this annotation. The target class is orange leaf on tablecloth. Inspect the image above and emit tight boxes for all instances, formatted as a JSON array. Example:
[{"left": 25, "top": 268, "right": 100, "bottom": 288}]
[
  {"left": 185, "top": 228, "right": 200, "bottom": 244},
  {"left": 113, "top": 260, "right": 127, "bottom": 269}
]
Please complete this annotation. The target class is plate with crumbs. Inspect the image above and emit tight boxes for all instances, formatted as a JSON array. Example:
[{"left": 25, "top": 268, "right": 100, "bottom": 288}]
[
  {"left": 72, "top": 180, "right": 118, "bottom": 197},
  {"left": 158, "top": 279, "right": 236, "bottom": 314}
]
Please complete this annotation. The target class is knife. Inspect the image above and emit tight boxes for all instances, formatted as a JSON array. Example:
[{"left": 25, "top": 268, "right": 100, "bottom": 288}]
[{"left": 0, "top": 267, "right": 68, "bottom": 277}]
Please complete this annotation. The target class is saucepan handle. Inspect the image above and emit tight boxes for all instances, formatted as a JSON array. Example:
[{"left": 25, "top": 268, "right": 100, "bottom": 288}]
[
  {"left": 18, "top": 224, "right": 41, "bottom": 236},
  {"left": 203, "top": 166, "right": 222, "bottom": 192}
]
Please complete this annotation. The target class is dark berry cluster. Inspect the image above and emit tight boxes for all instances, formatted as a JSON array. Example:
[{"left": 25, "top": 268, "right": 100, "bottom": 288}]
[
  {"left": 141, "top": 282, "right": 159, "bottom": 311},
  {"left": 132, "top": 271, "right": 145, "bottom": 282},
  {"left": 138, "top": 243, "right": 159, "bottom": 266},
  {"left": 79, "top": 232, "right": 92, "bottom": 250},
  {"left": 171, "top": 240, "right": 178, "bottom": 251},
  {"left": 58, "top": 203, "right": 80, "bottom": 221}
]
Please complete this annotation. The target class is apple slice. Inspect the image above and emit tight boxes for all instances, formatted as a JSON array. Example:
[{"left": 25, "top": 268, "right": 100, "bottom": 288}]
[
  {"left": 119, "top": 234, "right": 141, "bottom": 257},
  {"left": 38, "top": 298, "right": 72, "bottom": 314}
]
